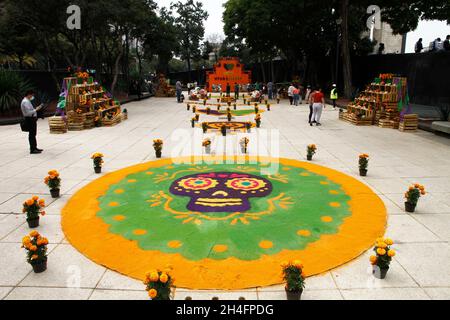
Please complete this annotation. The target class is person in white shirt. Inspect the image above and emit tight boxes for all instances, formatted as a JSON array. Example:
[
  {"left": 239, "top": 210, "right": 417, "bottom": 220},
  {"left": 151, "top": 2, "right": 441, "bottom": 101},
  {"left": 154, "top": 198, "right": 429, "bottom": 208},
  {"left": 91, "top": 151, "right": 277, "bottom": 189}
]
[
  {"left": 21, "top": 90, "right": 43, "bottom": 154},
  {"left": 288, "top": 84, "right": 295, "bottom": 105}
]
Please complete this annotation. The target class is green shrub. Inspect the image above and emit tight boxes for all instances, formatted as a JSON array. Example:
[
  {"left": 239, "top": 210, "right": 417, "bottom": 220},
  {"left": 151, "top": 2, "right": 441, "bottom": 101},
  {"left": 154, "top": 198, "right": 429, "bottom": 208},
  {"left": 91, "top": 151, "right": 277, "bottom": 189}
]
[{"left": 0, "top": 70, "right": 34, "bottom": 113}]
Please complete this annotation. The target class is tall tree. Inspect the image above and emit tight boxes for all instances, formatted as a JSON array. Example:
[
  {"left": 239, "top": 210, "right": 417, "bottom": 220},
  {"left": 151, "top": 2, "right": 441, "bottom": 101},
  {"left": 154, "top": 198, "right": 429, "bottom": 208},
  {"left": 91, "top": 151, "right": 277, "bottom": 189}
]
[{"left": 171, "top": 0, "right": 208, "bottom": 81}]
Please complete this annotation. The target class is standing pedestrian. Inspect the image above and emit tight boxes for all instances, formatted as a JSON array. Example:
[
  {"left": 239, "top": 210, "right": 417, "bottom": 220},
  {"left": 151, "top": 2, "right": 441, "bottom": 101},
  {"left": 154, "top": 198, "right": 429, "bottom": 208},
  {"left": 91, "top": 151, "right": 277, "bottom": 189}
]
[
  {"left": 176, "top": 81, "right": 182, "bottom": 103},
  {"left": 267, "top": 81, "right": 274, "bottom": 100},
  {"left": 226, "top": 83, "right": 231, "bottom": 97},
  {"left": 330, "top": 84, "right": 338, "bottom": 109},
  {"left": 415, "top": 38, "right": 423, "bottom": 53},
  {"left": 311, "top": 88, "right": 325, "bottom": 126},
  {"left": 234, "top": 83, "right": 240, "bottom": 100},
  {"left": 444, "top": 35, "right": 450, "bottom": 51},
  {"left": 288, "top": 83, "right": 295, "bottom": 105},
  {"left": 293, "top": 86, "right": 300, "bottom": 106},
  {"left": 21, "top": 90, "right": 43, "bottom": 154}
]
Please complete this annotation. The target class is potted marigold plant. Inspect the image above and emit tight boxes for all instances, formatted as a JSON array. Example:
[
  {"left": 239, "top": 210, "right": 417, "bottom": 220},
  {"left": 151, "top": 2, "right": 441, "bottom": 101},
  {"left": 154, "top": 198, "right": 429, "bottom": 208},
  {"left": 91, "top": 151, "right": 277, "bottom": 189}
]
[
  {"left": 191, "top": 117, "right": 196, "bottom": 128},
  {"left": 202, "top": 122, "right": 208, "bottom": 134},
  {"left": 307, "top": 144, "right": 317, "bottom": 161},
  {"left": 227, "top": 111, "right": 232, "bottom": 122},
  {"left": 203, "top": 138, "right": 212, "bottom": 154},
  {"left": 145, "top": 269, "right": 175, "bottom": 300},
  {"left": 44, "top": 170, "right": 61, "bottom": 198},
  {"left": 217, "top": 104, "right": 221, "bottom": 111},
  {"left": 370, "top": 237, "right": 396, "bottom": 279},
  {"left": 254, "top": 104, "right": 259, "bottom": 114},
  {"left": 206, "top": 107, "right": 211, "bottom": 115},
  {"left": 23, "top": 196, "right": 46, "bottom": 228},
  {"left": 192, "top": 106, "right": 196, "bottom": 114},
  {"left": 282, "top": 260, "right": 306, "bottom": 300},
  {"left": 243, "top": 98, "right": 247, "bottom": 104},
  {"left": 187, "top": 104, "right": 190, "bottom": 111},
  {"left": 221, "top": 124, "right": 227, "bottom": 137},
  {"left": 22, "top": 231, "right": 49, "bottom": 273},
  {"left": 233, "top": 103, "right": 237, "bottom": 110},
  {"left": 195, "top": 113, "right": 200, "bottom": 122},
  {"left": 359, "top": 154, "right": 369, "bottom": 176},
  {"left": 153, "top": 139, "right": 163, "bottom": 158},
  {"left": 255, "top": 114, "right": 262, "bottom": 128},
  {"left": 267, "top": 103, "right": 271, "bottom": 111},
  {"left": 203, "top": 99, "right": 207, "bottom": 106},
  {"left": 240, "top": 137, "right": 249, "bottom": 154},
  {"left": 91, "top": 153, "right": 104, "bottom": 174},
  {"left": 404, "top": 184, "right": 426, "bottom": 213}
]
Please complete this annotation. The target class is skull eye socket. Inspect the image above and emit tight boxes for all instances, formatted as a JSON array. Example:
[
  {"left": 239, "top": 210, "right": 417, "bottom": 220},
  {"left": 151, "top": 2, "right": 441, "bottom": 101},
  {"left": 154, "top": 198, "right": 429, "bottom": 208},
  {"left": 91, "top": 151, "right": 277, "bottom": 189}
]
[
  {"left": 178, "top": 178, "right": 218, "bottom": 191},
  {"left": 226, "top": 178, "right": 267, "bottom": 191}
]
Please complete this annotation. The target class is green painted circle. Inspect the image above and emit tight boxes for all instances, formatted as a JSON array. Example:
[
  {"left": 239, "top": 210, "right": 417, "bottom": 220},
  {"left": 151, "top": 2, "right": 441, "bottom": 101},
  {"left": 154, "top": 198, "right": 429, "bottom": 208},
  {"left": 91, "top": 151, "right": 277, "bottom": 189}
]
[{"left": 97, "top": 162, "right": 351, "bottom": 261}]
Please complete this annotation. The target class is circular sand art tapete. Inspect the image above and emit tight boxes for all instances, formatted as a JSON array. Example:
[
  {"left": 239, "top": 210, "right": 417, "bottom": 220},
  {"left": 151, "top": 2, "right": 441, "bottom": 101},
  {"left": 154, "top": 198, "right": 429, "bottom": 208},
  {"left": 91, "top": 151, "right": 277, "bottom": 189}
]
[{"left": 62, "top": 157, "right": 386, "bottom": 290}]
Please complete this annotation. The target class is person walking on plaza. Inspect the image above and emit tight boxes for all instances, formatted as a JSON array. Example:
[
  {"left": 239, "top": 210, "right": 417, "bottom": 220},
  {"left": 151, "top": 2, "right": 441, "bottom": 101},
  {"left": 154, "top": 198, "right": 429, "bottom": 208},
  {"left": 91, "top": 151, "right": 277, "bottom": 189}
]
[
  {"left": 293, "top": 86, "right": 300, "bottom": 106},
  {"left": 330, "top": 84, "right": 338, "bottom": 109},
  {"left": 267, "top": 81, "right": 274, "bottom": 99},
  {"left": 308, "top": 88, "right": 316, "bottom": 124},
  {"left": 311, "top": 88, "right": 325, "bottom": 126},
  {"left": 444, "top": 35, "right": 450, "bottom": 51},
  {"left": 288, "top": 83, "right": 295, "bottom": 105},
  {"left": 226, "top": 83, "right": 231, "bottom": 97},
  {"left": 176, "top": 81, "right": 182, "bottom": 103},
  {"left": 21, "top": 90, "right": 43, "bottom": 154},
  {"left": 234, "top": 83, "right": 240, "bottom": 100},
  {"left": 415, "top": 38, "right": 423, "bottom": 53}
]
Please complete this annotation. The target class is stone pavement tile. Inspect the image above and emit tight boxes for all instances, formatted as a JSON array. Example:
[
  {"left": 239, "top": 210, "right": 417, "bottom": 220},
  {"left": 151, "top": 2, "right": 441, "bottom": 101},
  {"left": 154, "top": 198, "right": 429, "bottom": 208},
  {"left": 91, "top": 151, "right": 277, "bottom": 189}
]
[
  {"left": 2, "top": 215, "right": 64, "bottom": 244},
  {"left": 395, "top": 243, "right": 450, "bottom": 287},
  {"left": 0, "top": 193, "right": 16, "bottom": 204},
  {"left": 423, "top": 288, "right": 450, "bottom": 300},
  {"left": 0, "top": 194, "right": 56, "bottom": 214},
  {"left": 386, "top": 215, "right": 441, "bottom": 243},
  {"left": 5, "top": 287, "right": 93, "bottom": 300},
  {"left": 0, "top": 177, "right": 39, "bottom": 194},
  {"left": 413, "top": 214, "right": 450, "bottom": 242},
  {"left": 96, "top": 270, "right": 144, "bottom": 291},
  {"left": 257, "top": 289, "right": 342, "bottom": 300},
  {"left": 24, "top": 179, "right": 83, "bottom": 196},
  {"left": 43, "top": 196, "right": 71, "bottom": 215},
  {"left": 0, "top": 287, "right": 13, "bottom": 300},
  {"left": 405, "top": 177, "right": 450, "bottom": 193},
  {"left": 331, "top": 254, "right": 418, "bottom": 290},
  {"left": 340, "top": 288, "right": 430, "bottom": 300},
  {"left": 0, "top": 243, "right": 53, "bottom": 286},
  {"left": 89, "top": 289, "right": 148, "bottom": 300},
  {"left": 20, "top": 244, "right": 106, "bottom": 288},
  {"left": 364, "top": 178, "right": 412, "bottom": 195},
  {"left": 0, "top": 214, "right": 26, "bottom": 240},
  {"left": 377, "top": 195, "right": 405, "bottom": 215},
  {"left": 174, "top": 289, "right": 258, "bottom": 301},
  {"left": 384, "top": 193, "right": 450, "bottom": 214}
]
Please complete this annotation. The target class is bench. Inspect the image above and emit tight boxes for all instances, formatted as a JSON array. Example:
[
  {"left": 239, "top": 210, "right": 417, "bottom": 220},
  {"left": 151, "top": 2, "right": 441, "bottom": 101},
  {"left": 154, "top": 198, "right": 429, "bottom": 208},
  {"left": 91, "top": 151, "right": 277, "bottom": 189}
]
[{"left": 432, "top": 121, "right": 450, "bottom": 134}]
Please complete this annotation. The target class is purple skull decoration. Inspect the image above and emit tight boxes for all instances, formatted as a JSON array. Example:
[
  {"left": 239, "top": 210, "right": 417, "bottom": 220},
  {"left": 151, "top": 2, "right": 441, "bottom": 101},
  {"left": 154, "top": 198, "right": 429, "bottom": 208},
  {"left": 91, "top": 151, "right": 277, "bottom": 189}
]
[{"left": 169, "top": 172, "right": 273, "bottom": 213}]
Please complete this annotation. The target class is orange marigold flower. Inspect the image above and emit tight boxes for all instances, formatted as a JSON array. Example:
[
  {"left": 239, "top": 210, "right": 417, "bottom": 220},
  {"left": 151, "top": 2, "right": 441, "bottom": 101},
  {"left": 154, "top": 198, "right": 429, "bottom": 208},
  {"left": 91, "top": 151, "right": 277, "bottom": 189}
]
[
  {"left": 376, "top": 248, "right": 387, "bottom": 256},
  {"left": 26, "top": 199, "right": 34, "bottom": 206},
  {"left": 149, "top": 272, "right": 159, "bottom": 282},
  {"left": 159, "top": 273, "right": 169, "bottom": 284},
  {"left": 29, "top": 231, "right": 39, "bottom": 238},
  {"left": 29, "top": 245, "right": 38, "bottom": 252},
  {"left": 388, "top": 250, "right": 396, "bottom": 257},
  {"left": 32, "top": 196, "right": 39, "bottom": 201},
  {"left": 148, "top": 289, "right": 158, "bottom": 299},
  {"left": 31, "top": 255, "right": 39, "bottom": 260}
]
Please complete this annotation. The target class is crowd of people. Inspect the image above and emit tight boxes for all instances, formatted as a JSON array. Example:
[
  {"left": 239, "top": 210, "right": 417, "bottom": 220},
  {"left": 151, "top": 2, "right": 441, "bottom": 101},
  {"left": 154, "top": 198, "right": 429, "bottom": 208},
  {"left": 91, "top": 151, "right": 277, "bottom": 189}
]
[{"left": 415, "top": 35, "right": 450, "bottom": 53}]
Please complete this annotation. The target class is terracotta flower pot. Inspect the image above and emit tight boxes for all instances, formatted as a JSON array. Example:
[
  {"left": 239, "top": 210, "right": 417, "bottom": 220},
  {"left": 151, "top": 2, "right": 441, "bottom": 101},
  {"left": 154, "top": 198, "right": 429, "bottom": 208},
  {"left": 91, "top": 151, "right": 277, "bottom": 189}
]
[
  {"left": 285, "top": 289, "right": 303, "bottom": 301},
  {"left": 50, "top": 189, "right": 60, "bottom": 199},
  {"left": 359, "top": 169, "right": 368, "bottom": 177},
  {"left": 94, "top": 167, "right": 102, "bottom": 174},
  {"left": 31, "top": 258, "right": 47, "bottom": 274},
  {"left": 27, "top": 217, "right": 40, "bottom": 229},
  {"left": 373, "top": 266, "right": 389, "bottom": 279},
  {"left": 405, "top": 202, "right": 416, "bottom": 213}
]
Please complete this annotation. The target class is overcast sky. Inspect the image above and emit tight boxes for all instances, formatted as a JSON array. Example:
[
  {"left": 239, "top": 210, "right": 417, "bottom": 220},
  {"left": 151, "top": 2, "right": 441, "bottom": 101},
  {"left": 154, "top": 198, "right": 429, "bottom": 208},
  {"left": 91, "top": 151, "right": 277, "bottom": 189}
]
[{"left": 156, "top": 0, "right": 450, "bottom": 53}]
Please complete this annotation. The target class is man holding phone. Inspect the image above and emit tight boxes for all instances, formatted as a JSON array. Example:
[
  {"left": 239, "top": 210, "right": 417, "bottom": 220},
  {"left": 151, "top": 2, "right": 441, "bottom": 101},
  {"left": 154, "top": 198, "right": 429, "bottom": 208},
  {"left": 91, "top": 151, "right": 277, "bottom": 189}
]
[{"left": 21, "top": 90, "right": 44, "bottom": 154}]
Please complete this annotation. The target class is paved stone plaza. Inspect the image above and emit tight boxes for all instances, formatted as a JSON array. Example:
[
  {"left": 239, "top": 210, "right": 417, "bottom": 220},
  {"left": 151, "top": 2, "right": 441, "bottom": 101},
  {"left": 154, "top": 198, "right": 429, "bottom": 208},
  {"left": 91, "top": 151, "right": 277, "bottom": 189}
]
[{"left": 1, "top": 97, "right": 449, "bottom": 300}]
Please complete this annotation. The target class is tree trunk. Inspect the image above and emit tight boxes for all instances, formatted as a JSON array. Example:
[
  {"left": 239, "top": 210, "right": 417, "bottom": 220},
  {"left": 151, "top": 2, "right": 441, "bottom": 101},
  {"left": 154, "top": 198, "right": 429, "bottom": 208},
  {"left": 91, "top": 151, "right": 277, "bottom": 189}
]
[
  {"left": 111, "top": 41, "right": 124, "bottom": 96},
  {"left": 340, "top": 0, "right": 352, "bottom": 98}
]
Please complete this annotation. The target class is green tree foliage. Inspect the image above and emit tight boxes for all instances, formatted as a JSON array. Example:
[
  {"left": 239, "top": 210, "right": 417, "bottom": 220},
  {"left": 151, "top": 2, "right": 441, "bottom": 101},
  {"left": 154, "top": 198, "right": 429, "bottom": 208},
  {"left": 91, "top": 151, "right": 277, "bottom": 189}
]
[{"left": 170, "top": 0, "right": 209, "bottom": 81}]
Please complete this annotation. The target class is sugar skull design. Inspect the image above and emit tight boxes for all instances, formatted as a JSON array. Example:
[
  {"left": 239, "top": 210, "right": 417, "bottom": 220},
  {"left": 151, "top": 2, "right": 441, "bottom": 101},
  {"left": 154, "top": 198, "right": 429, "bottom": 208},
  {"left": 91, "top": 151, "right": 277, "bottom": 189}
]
[{"left": 170, "top": 172, "right": 273, "bottom": 213}]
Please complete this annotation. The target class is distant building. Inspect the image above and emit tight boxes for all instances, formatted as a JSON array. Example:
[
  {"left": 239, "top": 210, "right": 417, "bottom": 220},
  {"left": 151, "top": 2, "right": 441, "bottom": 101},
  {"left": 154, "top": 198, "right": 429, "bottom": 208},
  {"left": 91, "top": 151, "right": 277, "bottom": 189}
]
[{"left": 366, "top": 22, "right": 407, "bottom": 54}]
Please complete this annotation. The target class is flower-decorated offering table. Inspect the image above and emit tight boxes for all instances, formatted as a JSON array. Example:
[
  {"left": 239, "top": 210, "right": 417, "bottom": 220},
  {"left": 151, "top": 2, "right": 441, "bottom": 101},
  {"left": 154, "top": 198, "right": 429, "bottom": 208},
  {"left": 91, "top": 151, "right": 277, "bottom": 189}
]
[
  {"left": 341, "top": 74, "right": 408, "bottom": 129},
  {"left": 50, "top": 72, "right": 125, "bottom": 133}
]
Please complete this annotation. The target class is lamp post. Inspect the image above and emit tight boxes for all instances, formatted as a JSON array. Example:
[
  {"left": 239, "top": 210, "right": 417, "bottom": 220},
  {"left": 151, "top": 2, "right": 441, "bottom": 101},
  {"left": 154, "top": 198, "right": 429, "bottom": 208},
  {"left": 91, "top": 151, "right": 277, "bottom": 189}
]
[{"left": 335, "top": 17, "right": 343, "bottom": 86}]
